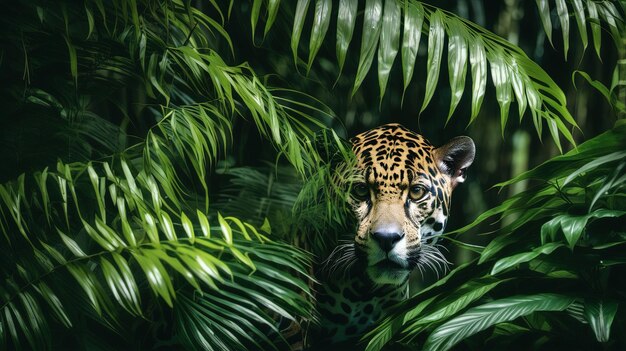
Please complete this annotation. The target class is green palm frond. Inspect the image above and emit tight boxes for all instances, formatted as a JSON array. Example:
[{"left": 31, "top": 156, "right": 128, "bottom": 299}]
[
  {"left": 535, "top": 0, "right": 625, "bottom": 59},
  {"left": 0, "top": 1, "right": 327, "bottom": 349},
  {"left": 0, "top": 155, "right": 314, "bottom": 349},
  {"left": 253, "top": 0, "right": 613, "bottom": 151}
]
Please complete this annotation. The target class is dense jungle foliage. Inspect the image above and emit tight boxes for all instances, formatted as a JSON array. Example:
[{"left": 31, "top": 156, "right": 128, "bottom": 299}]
[{"left": 0, "top": 0, "right": 624, "bottom": 350}]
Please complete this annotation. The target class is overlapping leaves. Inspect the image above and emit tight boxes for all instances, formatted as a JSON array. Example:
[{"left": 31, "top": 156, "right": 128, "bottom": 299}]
[
  {"left": 364, "top": 122, "right": 626, "bottom": 350},
  {"left": 252, "top": 0, "right": 620, "bottom": 150},
  {"left": 0, "top": 1, "right": 325, "bottom": 349},
  {"left": 536, "top": 0, "right": 625, "bottom": 59},
  {"left": 0, "top": 154, "right": 314, "bottom": 350}
]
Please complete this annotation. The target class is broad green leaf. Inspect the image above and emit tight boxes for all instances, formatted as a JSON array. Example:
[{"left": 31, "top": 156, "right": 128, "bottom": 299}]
[
  {"left": 491, "top": 242, "right": 563, "bottom": 275},
  {"left": 590, "top": 162, "right": 626, "bottom": 210},
  {"left": 336, "top": 0, "right": 358, "bottom": 74},
  {"left": 291, "top": 0, "right": 311, "bottom": 64},
  {"left": 540, "top": 216, "right": 562, "bottom": 244},
  {"left": 420, "top": 10, "right": 444, "bottom": 113},
  {"left": 563, "top": 151, "right": 626, "bottom": 186},
  {"left": 424, "top": 293, "right": 575, "bottom": 351},
  {"left": 469, "top": 37, "right": 486, "bottom": 122},
  {"left": 446, "top": 18, "right": 468, "bottom": 121},
  {"left": 307, "top": 0, "right": 332, "bottom": 73},
  {"left": 584, "top": 299, "right": 618, "bottom": 342},
  {"left": 406, "top": 278, "right": 504, "bottom": 329},
  {"left": 352, "top": 0, "right": 383, "bottom": 96},
  {"left": 400, "top": 2, "right": 423, "bottom": 101},
  {"left": 377, "top": 0, "right": 401, "bottom": 102},
  {"left": 561, "top": 210, "right": 626, "bottom": 248},
  {"left": 536, "top": 0, "right": 553, "bottom": 45}
]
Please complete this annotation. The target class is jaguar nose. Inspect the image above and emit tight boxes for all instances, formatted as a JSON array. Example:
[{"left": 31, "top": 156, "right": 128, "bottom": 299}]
[{"left": 371, "top": 227, "right": 404, "bottom": 252}]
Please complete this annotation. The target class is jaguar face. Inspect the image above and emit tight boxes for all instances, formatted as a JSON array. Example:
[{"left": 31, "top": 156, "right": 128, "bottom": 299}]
[{"left": 348, "top": 124, "right": 475, "bottom": 285}]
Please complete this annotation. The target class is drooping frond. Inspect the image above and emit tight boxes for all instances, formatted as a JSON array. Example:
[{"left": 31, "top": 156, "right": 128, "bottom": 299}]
[
  {"left": 0, "top": 150, "right": 315, "bottom": 349},
  {"left": 257, "top": 0, "right": 622, "bottom": 151},
  {"left": 534, "top": 0, "right": 625, "bottom": 59}
]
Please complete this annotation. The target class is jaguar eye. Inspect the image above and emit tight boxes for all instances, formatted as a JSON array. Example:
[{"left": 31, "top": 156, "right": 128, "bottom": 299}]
[
  {"left": 408, "top": 185, "right": 428, "bottom": 201},
  {"left": 352, "top": 183, "right": 370, "bottom": 201}
]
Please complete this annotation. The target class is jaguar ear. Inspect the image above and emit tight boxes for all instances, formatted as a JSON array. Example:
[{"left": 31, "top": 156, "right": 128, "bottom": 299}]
[{"left": 434, "top": 136, "right": 475, "bottom": 188}]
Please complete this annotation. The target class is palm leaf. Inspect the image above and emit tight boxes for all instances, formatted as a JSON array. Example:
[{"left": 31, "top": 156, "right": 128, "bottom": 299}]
[
  {"left": 423, "top": 293, "right": 575, "bottom": 351},
  {"left": 534, "top": 0, "right": 625, "bottom": 60},
  {"left": 258, "top": 0, "right": 582, "bottom": 149}
]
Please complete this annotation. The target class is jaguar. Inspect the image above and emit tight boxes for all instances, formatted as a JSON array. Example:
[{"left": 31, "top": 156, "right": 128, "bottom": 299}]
[{"left": 312, "top": 123, "right": 475, "bottom": 345}]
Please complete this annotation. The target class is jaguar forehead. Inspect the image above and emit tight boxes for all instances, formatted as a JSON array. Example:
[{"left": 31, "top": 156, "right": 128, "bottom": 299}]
[{"left": 352, "top": 124, "right": 437, "bottom": 194}]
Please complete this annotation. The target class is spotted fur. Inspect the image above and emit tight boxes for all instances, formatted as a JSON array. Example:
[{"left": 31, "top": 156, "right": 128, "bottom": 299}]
[{"left": 314, "top": 123, "right": 475, "bottom": 345}]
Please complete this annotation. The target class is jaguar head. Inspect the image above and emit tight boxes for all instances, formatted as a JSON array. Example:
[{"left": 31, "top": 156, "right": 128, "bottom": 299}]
[{"left": 348, "top": 123, "right": 475, "bottom": 285}]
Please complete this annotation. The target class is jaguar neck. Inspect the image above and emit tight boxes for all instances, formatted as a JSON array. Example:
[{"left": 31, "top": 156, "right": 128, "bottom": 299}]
[{"left": 313, "top": 268, "right": 409, "bottom": 343}]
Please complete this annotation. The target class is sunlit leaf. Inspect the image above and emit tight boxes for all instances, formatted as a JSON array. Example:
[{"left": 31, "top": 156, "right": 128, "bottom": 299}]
[
  {"left": 307, "top": 0, "right": 332, "bottom": 73},
  {"left": 488, "top": 51, "right": 512, "bottom": 136},
  {"left": 446, "top": 17, "right": 468, "bottom": 121},
  {"left": 420, "top": 10, "right": 444, "bottom": 113},
  {"left": 352, "top": 0, "right": 383, "bottom": 96},
  {"left": 491, "top": 242, "right": 563, "bottom": 275},
  {"left": 400, "top": 2, "right": 423, "bottom": 102},
  {"left": 468, "top": 37, "right": 486, "bottom": 122},
  {"left": 336, "top": 0, "right": 358, "bottom": 75},
  {"left": 377, "top": 0, "right": 401, "bottom": 102},
  {"left": 584, "top": 299, "right": 619, "bottom": 343},
  {"left": 291, "top": 0, "right": 311, "bottom": 64}
]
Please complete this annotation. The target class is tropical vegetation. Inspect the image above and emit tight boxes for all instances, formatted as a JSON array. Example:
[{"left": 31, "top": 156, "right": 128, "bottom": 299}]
[{"left": 0, "top": 0, "right": 624, "bottom": 350}]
